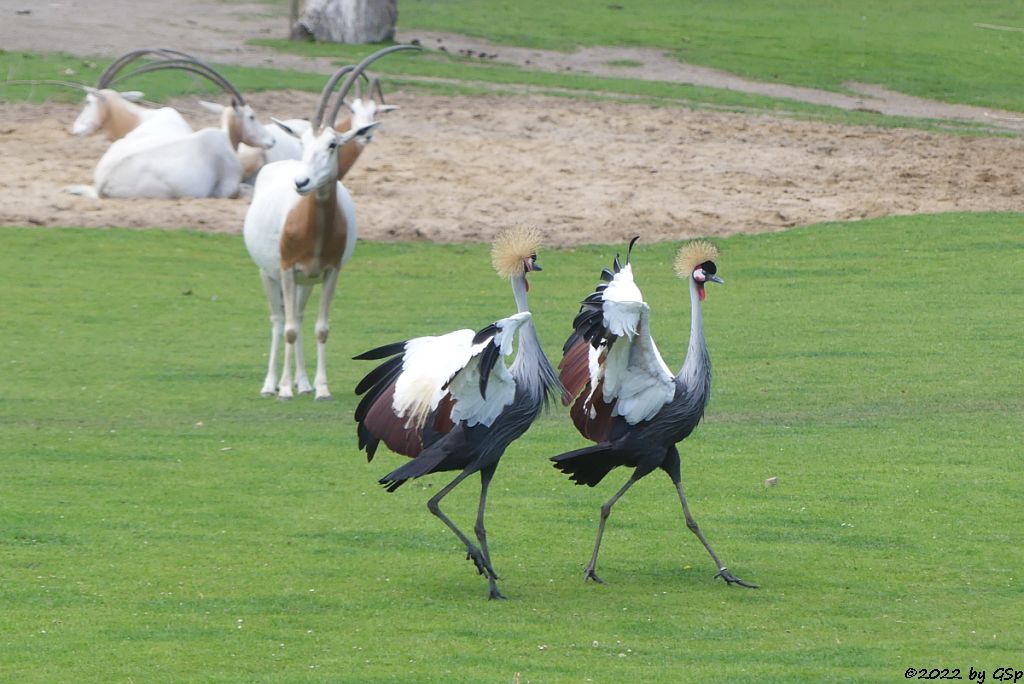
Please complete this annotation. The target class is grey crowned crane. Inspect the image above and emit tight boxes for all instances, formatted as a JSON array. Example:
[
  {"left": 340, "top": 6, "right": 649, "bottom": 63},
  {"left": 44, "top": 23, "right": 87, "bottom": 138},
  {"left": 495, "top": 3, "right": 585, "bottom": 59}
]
[
  {"left": 353, "top": 227, "right": 560, "bottom": 600},
  {"left": 553, "top": 238, "right": 757, "bottom": 588}
]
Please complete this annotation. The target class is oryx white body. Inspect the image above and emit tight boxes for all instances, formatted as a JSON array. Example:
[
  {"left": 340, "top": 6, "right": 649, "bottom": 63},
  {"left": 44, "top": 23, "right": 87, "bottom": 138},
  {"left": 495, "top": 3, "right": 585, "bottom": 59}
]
[
  {"left": 240, "top": 43, "right": 415, "bottom": 400},
  {"left": 243, "top": 124, "right": 372, "bottom": 400},
  {"left": 79, "top": 100, "right": 275, "bottom": 199}
]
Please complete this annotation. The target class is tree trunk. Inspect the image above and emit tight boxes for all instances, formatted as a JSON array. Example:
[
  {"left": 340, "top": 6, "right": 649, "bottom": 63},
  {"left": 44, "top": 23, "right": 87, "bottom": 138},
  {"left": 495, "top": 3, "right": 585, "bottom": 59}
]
[{"left": 294, "top": 0, "right": 398, "bottom": 44}]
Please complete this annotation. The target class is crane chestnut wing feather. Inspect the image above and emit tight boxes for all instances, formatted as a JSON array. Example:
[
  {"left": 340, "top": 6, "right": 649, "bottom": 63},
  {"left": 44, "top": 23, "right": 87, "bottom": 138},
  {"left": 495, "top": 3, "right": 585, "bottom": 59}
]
[
  {"left": 559, "top": 260, "right": 675, "bottom": 441},
  {"left": 354, "top": 329, "right": 476, "bottom": 459},
  {"left": 354, "top": 312, "right": 531, "bottom": 460}
]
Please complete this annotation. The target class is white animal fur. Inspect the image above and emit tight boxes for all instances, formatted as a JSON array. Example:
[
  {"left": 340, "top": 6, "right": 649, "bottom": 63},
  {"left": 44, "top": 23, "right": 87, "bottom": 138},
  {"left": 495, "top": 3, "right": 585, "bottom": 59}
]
[
  {"left": 71, "top": 87, "right": 192, "bottom": 142},
  {"left": 75, "top": 99, "right": 276, "bottom": 199},
  {"left": 243, "top": 121, "right": 378, "bottom": 400},
  {"left": 234, "top": 97, "right": 393, "bottom": 183}
]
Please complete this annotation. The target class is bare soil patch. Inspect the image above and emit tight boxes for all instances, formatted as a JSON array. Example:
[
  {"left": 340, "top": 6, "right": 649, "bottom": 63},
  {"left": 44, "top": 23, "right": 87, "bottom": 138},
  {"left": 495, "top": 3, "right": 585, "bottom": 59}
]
[
  {"left": 3, "top": 0, "right": 1023, "bottom": 244},
  {"left": 2, "top": 91, "right": 1022, "bottom": 245}
]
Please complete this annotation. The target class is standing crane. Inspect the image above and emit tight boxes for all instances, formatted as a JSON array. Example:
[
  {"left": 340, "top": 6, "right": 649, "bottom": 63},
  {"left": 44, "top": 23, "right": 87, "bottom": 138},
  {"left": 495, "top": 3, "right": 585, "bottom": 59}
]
[
  {"left": 353, "top": 227, "right": 560, "bottom": 599},
  {"left": 553, "top": 238, "right": 757, "bottom": 588}
]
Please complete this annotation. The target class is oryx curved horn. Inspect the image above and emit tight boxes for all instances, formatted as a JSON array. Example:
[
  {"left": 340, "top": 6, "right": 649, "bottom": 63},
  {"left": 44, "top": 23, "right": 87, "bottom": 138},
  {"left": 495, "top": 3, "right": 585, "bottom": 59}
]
[
  {"left": 311, "top": 64, "right": 359, "bottom": 130},
  {"left": 96, "top": 48, "right": 196, "bottom": 89},
  {"left": 325, "top": 43, "right": 420, "bottom": 128},
  {"left": 367, "top": 76, "right": 387, "bottom": 105},
  {"left": 111, "top": 58, "right": 247, "bottom": 105},
  {"left": 3, "top": 79, "right": 89, "bottom": 91}
]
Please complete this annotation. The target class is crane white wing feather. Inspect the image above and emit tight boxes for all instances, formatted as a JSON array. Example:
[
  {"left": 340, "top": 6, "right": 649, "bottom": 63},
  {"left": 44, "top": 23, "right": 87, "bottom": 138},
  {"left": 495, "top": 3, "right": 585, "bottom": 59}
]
[
  {"left": 599, "top": 304, "right": 675, "bottom": 423},
  {"left": 392, "top": 329, "right": 476, "bottom": 429},
  {"left": 601, "top": 263, "right": 644, "bottom": 338},
  {"left": 582, "top": 265, "right": 674, "bottom": 425},
  {"left": 447, "top": 312, "right": 531, "bottom": 427}
]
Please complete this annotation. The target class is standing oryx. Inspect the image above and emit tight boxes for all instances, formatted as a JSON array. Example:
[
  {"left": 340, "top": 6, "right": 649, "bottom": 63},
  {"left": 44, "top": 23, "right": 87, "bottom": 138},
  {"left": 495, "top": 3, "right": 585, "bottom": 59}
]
[{"left": 243, "top": 45, "right": 418, "bottom": 400}]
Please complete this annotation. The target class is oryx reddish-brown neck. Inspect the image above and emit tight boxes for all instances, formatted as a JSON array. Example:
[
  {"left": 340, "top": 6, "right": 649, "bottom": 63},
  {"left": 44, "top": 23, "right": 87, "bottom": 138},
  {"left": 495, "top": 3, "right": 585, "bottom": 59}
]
[
  {"left": 280, "top": 178, "right": 348, "bottom": 278},
  {"left": 222, "top": 107, "right": 242, "bottom": 149},
  {"left": 100, "top": 92, "right": 143, "bottom": 141},
  {"left": 332, "top": 114, "right": 366, "bottom": 180}
]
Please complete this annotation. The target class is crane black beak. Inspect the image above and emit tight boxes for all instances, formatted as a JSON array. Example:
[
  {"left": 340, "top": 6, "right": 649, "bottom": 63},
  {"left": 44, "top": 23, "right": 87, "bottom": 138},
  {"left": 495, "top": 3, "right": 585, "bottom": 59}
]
[{"left": 708, "top": 274, "right": 724, "bottom": 285}]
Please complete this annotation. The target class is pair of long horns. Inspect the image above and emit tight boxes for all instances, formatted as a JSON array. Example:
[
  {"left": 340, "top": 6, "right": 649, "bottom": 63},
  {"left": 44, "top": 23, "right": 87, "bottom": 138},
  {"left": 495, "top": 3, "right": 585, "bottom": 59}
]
[
  {"left": 311, "top": 43, "right": 420, "bottom": 130},
  {"left": 98, "top": 48, "right": 247, "bottom": 105}
]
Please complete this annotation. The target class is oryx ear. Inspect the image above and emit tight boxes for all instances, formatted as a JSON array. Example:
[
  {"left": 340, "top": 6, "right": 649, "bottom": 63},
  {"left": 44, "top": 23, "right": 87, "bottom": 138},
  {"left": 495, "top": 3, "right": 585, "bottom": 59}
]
[
  {"left": 120, "top": 90, "right": 145, "bottom": 102},
  {"left": 84, "top": 86, "right": 101, "bottom": 97},
  {"left": 378, "top": 104, "right": 399, "bottom": 113},
  {"left": 339, "top": 120, "right": 381, "bottom": 142},
  {"left": 198, "top": 100, "right": 225, "bottom": 114},
  {"left": 272, "top": 117, "right": 302, "bottom": 139}
]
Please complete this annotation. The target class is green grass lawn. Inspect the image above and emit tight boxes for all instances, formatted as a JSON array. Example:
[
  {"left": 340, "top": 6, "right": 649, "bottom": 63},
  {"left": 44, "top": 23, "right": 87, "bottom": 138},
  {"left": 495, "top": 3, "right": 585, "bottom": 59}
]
[
  {"left": 0, "top": 49, "right": 1003, "bottom": 138},
  {"left": 244, "top": 0, "right": 1024, "bottom": 112},
  {"left": 397, "top": 0, "right": 1024, "bottom": 111},
  {"left": 1, "top": 215, "right": 1021, "bottom": 681}
]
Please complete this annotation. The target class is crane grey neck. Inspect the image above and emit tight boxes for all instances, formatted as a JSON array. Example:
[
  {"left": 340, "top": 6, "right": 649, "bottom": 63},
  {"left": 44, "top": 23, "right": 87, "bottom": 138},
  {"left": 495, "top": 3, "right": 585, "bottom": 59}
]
[
  {"left": 677, "top": 276, "right": 711, "bottom": 395},
  {"left": 511, "top": 274, "right": 529, "bottom": 313},
  {"left": 510, "top": 274, "right": 561, "bottom": 405}
]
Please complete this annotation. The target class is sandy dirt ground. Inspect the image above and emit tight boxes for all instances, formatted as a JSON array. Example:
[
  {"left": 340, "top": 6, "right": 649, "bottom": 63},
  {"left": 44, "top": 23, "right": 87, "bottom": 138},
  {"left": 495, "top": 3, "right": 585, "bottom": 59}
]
[
  {"left": 2, "top": 1, "right": 1022, "bottom": 244},
  {"left": 3, "top": 90, "right": 1022, "bottom": 245}
]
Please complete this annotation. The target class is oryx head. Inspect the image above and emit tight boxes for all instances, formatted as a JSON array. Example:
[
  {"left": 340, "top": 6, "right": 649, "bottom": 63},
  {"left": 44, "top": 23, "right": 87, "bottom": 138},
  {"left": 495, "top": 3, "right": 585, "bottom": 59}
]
[
  {"left": 277, "top": 120, "right": 381, "bottom": 195},
  {"left": 199, "top": 98, "right": 276, "bottom": 149},
  {"left": 71, "top": 87, "right": 145, "bottom": 136}
]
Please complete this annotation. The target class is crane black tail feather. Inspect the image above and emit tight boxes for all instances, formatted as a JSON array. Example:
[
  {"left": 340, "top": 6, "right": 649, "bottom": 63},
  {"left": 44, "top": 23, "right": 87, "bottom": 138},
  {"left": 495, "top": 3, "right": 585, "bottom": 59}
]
[
  {"left": 379, "top": 443, "right": 452, "bottom": 492},
  {"left": 550, "top": 443, "right": 624, "bottom": 487}
]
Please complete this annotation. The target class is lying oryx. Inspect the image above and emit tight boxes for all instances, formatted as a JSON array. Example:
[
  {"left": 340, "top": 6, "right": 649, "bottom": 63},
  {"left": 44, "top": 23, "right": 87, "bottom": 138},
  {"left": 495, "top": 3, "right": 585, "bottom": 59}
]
[{"left": 68, "top": 54, "right": 275, "bottom": 199}]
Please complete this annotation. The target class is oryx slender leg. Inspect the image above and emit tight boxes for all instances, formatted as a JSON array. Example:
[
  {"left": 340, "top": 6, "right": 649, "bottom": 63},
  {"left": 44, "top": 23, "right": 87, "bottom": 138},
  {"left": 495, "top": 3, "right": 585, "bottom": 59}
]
[
  {"left": 312, "top": 267, "right": 340, "bottom": 400},
  {"left": 278, "top": 266, "right": 298, "bottom": 400},
  {"left": 258, "top": 272, "right": 284, "bottom": 397},
  {"left": 294, "top": 283, "right": 315, "bottom": 395}
]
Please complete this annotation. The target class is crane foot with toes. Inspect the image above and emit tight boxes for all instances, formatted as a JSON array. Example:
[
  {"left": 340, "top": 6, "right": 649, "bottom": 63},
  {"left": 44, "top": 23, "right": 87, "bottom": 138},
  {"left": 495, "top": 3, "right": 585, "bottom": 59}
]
[
  {"left": 715, "top": 567, "right": 758, "bottom": 588},
  {"left": 465, "top": 547, "right": 501, "bottom": 581},
  {"left": 465, "top": 548, "right": 488, "bottom": 575},
  {"left": 583, "top": 565, "right": 605, "bottom": 584}
]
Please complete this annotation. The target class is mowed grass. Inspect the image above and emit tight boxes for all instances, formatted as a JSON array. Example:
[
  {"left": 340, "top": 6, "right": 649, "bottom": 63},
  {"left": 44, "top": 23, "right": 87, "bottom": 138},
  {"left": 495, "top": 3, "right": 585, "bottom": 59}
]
[
  {"left": 0, "top": 49, "right": 1008, "bottom": 136},
  {"left": 397, "top": 0, "right": 1024, "bottom": 111},
  {"left": 1, "top": 215, "right": 1022, "bottom": 681}
]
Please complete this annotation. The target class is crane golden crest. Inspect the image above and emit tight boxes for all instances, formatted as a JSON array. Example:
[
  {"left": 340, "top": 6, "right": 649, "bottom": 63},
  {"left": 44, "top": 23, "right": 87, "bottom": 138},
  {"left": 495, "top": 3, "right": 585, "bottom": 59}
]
[
  {"left": 674, "top": 239, "right": 720, "bottom": 279},
  {"left": 491, "top": 226, "right": 542, "bottom": 279}
]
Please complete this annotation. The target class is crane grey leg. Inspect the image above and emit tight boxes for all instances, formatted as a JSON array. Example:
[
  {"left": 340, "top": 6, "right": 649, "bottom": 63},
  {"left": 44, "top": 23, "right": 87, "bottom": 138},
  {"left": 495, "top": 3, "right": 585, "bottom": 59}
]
[
  {"left": 673, "top": 480, "right": 758, "bottom": 589},
  {"left": 475, "top": 465, "right": 501, "bottom": 581},
  {"left": 427, "top": 468, "right": 504, "bottom": 599},
  {"left": 585, "top": 475, "right": 638, "bottom": 584}
]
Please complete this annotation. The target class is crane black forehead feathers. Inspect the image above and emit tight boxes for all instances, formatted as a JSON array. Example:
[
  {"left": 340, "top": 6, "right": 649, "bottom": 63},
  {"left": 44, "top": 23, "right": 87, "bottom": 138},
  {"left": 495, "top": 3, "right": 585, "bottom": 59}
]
[{"left": 699, "top": 260, "right": 717, "bottom": 275}]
